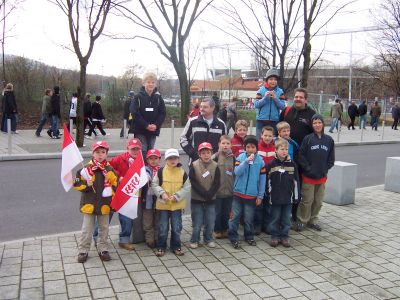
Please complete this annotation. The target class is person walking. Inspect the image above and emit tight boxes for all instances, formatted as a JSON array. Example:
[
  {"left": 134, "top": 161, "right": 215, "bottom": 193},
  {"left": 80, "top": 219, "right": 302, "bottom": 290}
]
[
  {"left": 391, "top": 102, "right": 399, "bottom": 130},
  {"left": 49, "top": 86, "right": 61, "bottom": 139},
  {"left": 347, "top": 100, "right": 359, "bottom": 130},
  {"left": 226, "top": 99, "right": 237, "bottom": 135},
  {"left": 370, "top": 101, "right": 381, "bottom": 131},
  {"left": 35, "top": 88, "right": 53, "bottom": 137},
  {"left": 120, "top": 91, "right": 134, "bottom": 138},
  {"left": 328, "top": 99, "right": 342, "bottom": 133},
  {"left": 358, "top": 100, "right": 367, "bottom": 129}
]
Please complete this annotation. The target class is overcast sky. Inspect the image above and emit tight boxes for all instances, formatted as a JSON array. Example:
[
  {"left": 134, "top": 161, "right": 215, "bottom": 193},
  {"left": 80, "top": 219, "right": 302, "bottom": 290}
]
[{"left": 6, "top": 0, "right": 379, "bottom": 79}]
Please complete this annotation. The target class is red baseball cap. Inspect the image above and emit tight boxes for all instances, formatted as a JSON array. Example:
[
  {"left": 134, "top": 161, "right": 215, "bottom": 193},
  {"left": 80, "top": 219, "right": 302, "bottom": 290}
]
[
  {"left": 127, "top": 138, "right": 142, "bottom": 150},
  {"left": 198, "top": 142, "right": 213, "bottom": 152},
  {"left": 92, "top": 141, "right": 109, "bottom": 152},
  {"left": 146, "top": 149, "right": 161, "bottom": 158}
]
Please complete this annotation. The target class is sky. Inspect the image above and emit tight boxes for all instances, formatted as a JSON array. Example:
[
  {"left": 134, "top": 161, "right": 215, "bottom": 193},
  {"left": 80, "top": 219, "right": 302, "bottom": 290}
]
[{"left": 5, "top": 0, "right": 380, "bottom": 79}]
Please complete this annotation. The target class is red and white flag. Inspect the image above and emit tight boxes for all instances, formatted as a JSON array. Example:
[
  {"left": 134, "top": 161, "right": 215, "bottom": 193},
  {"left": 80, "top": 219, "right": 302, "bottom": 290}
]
[
  {"left": 61, "top": 124, "right": 83, "bottom": 192},
  {"left": 111, "top": 152, "right": 148, "bottom": 219}
]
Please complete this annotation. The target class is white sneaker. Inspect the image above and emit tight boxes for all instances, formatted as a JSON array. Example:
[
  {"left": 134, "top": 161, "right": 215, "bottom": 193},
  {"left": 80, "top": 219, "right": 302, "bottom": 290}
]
[
  {"left": 189, "top": 242, "right": 198, "bottom": 249},
  {"left": 206, "top": 241, "right": 216, "bottom": 248}
]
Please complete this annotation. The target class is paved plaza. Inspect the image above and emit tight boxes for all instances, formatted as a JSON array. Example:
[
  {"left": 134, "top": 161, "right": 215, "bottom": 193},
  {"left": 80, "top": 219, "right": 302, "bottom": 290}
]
[{"left": 1, "top": 185, "right": 400, "bottom": 299}]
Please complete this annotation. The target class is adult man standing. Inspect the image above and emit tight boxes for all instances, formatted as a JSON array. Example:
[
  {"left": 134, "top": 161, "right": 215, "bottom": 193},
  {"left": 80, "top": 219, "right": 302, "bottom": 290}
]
[
  {"left": 358, "top": 100, "right": 367, "bottom": 129},
  {"left": 180, "top": 98, "right": 226, "bottom": 163},
  {"left": 328, "top": 99, "right": 342, "bottom": 133},
  {"left": 392, "top": 102, "right": 400, "bottom": 130},
  {"left": 212, "top": 92, "right": 221, "bottom": 114},
  {"left": 347, "top": 100, "right": 359, "bottom": 130},
  {"left": 370, "top": 101, "right": 382, "bottom": 131}
]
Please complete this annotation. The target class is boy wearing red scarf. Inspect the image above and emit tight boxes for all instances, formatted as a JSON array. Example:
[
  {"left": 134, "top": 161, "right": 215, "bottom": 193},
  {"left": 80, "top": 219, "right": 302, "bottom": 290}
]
[
  {"left": 231, "top": 120, "right": 248, "bottom": 157},
  {"left": 74, "top": 141, "right": 118, "bottom": 263}
]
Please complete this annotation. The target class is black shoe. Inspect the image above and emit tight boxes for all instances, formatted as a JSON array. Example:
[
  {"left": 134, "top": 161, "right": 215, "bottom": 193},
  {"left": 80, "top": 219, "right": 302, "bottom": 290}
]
[
  {"left": 47, "top": 130, "right": 52, "bottom": 138},
  {"left": 295, "top": 222, "right": 304, "bottom": 232},
  {"left": 231, "top": 241, "right": 240, "bottom": 249},
  {"left": 35, "top": 132, "right": 40, "bottom": 137},
  {"left": 308, "top": 223, "right": 322, "bottom": 231},
  {"left": 77, "top": 252, "right": 88, "bottom": 263},
  {"left": 98, "top": 251, "right": 111, "bottom": 261},
  {"left": 246, "top": 239, "right": 257, "bottom": 246}
]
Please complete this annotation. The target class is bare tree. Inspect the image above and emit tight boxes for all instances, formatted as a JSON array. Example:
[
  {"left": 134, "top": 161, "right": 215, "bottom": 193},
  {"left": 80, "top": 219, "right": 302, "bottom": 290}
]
[
  {"left": 49, "top": 0, "right": 119, "bottom": 146},
  {"left": 116, "top": 0, "right": 214, "bottom": 124},
  {"left": 185, "top": 38, "right": 201, "bottom": 89}
]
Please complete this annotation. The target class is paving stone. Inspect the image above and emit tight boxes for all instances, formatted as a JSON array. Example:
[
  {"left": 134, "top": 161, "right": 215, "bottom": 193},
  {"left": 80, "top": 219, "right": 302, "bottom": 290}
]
[
  {"left": 225, "top": 280, "right": 252, "bottom": 295},
  {"left": 136, "top": 283, "right": 159, "bottom": 294},
  {"left": 141, "top": 291, "right": 165, "bottom": 300},
  {"left": 64, "top": 263, "right": 85, "bottom": 276},
  {"left": 277, "top": 287, "right": 303, "bottom": 298},
  {"left": 22, "top": 259, "right": 42, "bottom": 268},
  {"left": 237, "top": 293, "right": 262, "bottom": 300},
  {"left": 152, "top": 273, "right": 178, "bottom": 287},
  {"left": 302, "top": 289, "right": 330, "bottom": 299},
  {"left": 240, "top": 274, "right": 263, "bottom": 285},
  {"left": 66, "top": 274, "right": 88, "bottom": 284},
  {"left": 209, "top": 288, "right": 236, "bottom": 299},
  {"left": 44, "top": 279, "right": 67, "bottom": 295},
  {"left": 129, "top": 270, "right": 154, "bottom": 284},
  {"left": 261, "top": 275, "right": 290, "bottom": 289},
  {"left": 361, "top": 284, "right": 395, "bottom": 299},
  {"left": 168, "top": 266, "right": 192, "bottom": 279},
  {"left": 160, "top": 285, "right": 185, "bottom": 297},
  {"left": 21, "top": 266, "right": 43, "bottom": 279},
  {"left": 201, "top": 279, "right": 225, "bottom": 290},
  {"left": 0, "top": 275, "right": 19, "bottom": 286},
  {"left": 67, "top": 282, "right": 91, "bottom": 298},
  {"left": 0, "top": 263, "right": 21, "bottom": 277},
  {"left": 92, "top": 287, "right": 116, "bottom": 299},
  {"left": 21, "top": 278, "right": 43, "bottom": 289},
  {"left": 286, "top": 277, "right": 315, "bottom": 292},
  {"left": 125, "top": 263, "right": 146, "bottom": 272},
  {"left": 111, "top": 277, "right": 135, "bottom": 293},
  {"left": 115, "top": 290, "right": 141, "bottom": 300},
  {"left": 177, "top": 276, "right": 200, "bottom": 288},
  {"left": 327, "top": 289, "right": 360, "bottom": 300},
  {"left": 348, "top": 276, "right": 372, "bottom": 287},
  {"left": 88, "top": 275, "right": 112, "bottom": 289},
  {"left": 0, "top": 257, "right": 22, "bottom": 266},
  {"left": 352, "top": 292, "right": 380, "bottom": 300},
  {"left": 338, "top": 283, "right": 364, "bottom": 295},
  {"left": 45, "top": 293, "right": 69, "bottom": 300},
  {"left": 20, "top": 287, "right": 43, "bottom": 300},
  {"left": 0, "top": 284, "right": 19, "bottom": 299},
  {"left": 167, "top": 295, "right": 190, "bottom": 300},
  {"left": 297, "top": 270, "right": 326, "bottom": 284},
  {"left": 43, "top": 260, "right": 64, "bottom": 272},
  {"left": 191, "top": 268, "right": 216, "bottom": 281},
  {"left": 183, "top": 286, "right": 212, "bottom": 300}
]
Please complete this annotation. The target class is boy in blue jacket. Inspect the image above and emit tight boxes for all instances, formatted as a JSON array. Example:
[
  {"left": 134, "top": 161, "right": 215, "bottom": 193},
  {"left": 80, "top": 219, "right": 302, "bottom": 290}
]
[
  {"left": 229, "top": 135, "right": 266, "bottom": 249},
  {"left": 266, "top": 138, "right": 300, "bottom": 248},
  {"left": 255, "top": 68, "right": 286, "bottom": 139}
]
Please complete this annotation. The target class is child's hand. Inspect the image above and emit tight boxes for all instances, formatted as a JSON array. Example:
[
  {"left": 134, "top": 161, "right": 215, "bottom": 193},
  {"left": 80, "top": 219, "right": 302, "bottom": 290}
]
[
  {"left": 246, "top": 153, "right": 254, "bottom": 162},
  {"left": 87, "top": 179, "right": 93, "bottom": 187},
  {"left": 169, "top": 195, "right": 178, "bottom": 202},
  {"left": 161, "top": 193, "right": 169, "bottom": 201},
  {"left": 256, "top": 198, "right": 262, "bottom": 206}
]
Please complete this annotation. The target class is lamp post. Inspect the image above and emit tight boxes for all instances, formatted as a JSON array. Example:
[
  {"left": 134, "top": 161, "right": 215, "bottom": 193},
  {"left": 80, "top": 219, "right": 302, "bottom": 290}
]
[{"left": 359, "top": 81, "right": 363, "bottom": 101}]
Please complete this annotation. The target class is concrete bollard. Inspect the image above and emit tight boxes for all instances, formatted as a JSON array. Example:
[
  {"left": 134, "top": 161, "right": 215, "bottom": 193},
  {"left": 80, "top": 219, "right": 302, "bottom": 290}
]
[
  {"left": 171, "top": 119, "right": 175, "bottom": 148},
  {"left": 384, "top": 157, "right": 400, "bottom": 193},
  {"left": 249, "top": 120, "right": 253, "bottom": 135},
  {"left": 7, "top": 119, "right": 12, "bottom": 155},
  {"left": 324, "top": 161, "right": 357, "bottom": 205},
  {"left": 123, "top": 119, "right": 127, "bottom": 139}
]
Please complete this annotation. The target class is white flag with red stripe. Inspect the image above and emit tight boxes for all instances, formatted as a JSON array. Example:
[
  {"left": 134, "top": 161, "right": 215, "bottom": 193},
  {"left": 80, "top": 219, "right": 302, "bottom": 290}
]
[
  {"left": 61, "top": 124, "right": 83, "bottom": 191},
  {"left": 111, "top": 152, "right": 148, "bottom": 219}
]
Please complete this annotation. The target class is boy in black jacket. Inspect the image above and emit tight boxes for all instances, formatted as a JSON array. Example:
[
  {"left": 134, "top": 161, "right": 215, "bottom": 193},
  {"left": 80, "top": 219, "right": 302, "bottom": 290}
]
[
  {"left": 87, "top": 95, "right": 107, "bottom": 137},
  {"left": 266, "top": 138, "right": 300, "bottom": 247},
  {"left": 296, "top": 114, "right": 335, "bottom": 232}
]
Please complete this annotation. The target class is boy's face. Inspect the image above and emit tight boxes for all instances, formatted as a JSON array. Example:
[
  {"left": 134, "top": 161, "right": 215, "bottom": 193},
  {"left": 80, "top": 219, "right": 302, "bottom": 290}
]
[
  {"left": 166, "top": 157, "right": 179, "bottom": 167},
  {"left": 219, "top": 139, "right": 231, "bottom": 153},
  {"left": 236, "top": 126, "right": 248, "bottom": 139},
  {"left": 245, "top": 143, "right": 257, "bottom": 155},
  {"left": 313, "top": 119, "right": 324, "bottom": 134},
  {"left": 128, "top": 147, "right": 141, "bottom": 159},
  {"left": 261, "top": 130, "right": 274, "bottom": 144},
  {"left": 278, "top": 127, "right": 290, "bottom": 139},
  {"left": 147, "top": 156, "right": 160, "bottom": 167},
  {"left": 276, "top": 146, "right": 288, "bottom": 159},
  {"left": 199, "top": 149, "right": 212, "bottom": 162},
  {"left": 93, "top": 148, "right": 108, "bottom": 162},
  {"left": 267, "top": 76, "right": 278, "bottom": 88},
  {"left": 144, "top": 79, "right": 156, "bottom": 94}
]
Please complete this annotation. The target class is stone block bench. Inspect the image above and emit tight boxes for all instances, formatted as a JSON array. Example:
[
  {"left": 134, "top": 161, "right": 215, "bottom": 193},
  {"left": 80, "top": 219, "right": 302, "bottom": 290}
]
[
  {"left": 324, "top": 161, "right": 357, "bottom": 205},
  {"left": 384, "top": 157, "right": 400, "bottom": 193}
]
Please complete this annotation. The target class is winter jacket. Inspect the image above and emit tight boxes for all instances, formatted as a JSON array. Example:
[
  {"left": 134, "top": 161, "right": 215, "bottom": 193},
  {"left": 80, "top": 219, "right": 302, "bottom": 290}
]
[
  {"left": 130, "top": 87, "right": 166, "bottom": 136},
  {"left": 258, "top": 139, "right": 275, "bottom": 165},
  {"left": 281, "top": 105, "right": 316, "bottom": 146},
  {"left": 227, "top": 102, "right": 237, "bottom": 121},
  {"left": 231, "top": 134, "right": 245, "bottom": 157},
  {"left": 281, "top": 137, "right": 299, "bottom": 163},
  {"left": 2, "top": 90, "right": 17, "bottom": 114},
  {"left": 298, "top": 133, "right": 335, "bottom": 180},
  {"left": 266, "top": 156, "right": 300, "bottom": 205},
  {"left": 180, "top": 114, "right": 226, "bottom": 161},
  {"left": 189, "top": 159, "right": 220, "bottom": 204},
  {"left": 123, "top": 97, "right": 132, "bottom": 120},
  {"left": 255, "top": 83, "right": 285, "bottom": 121},
  {"left": 109, "top": 152, "right": 132, "bottom": 178},
  {"left": 41, "top": 95, "right": 51, "bottom": 115},
  {"left": 358, "top": 102, "right": 367, "bottom": 116},
  {"left": 212, "top": 95, "right": 221, "bottom": 113},
  {"left": 330, "top": 103, "right": 342, "bottom": 118},
  {"left": 69, "top": 97, "right": 78, "bottom": 118},
  {"left": 91, "top": 101, "right": 105, "bottom": 121},
  {"left": 370, "top": 105, "right": 382, "bottom": 118},
  {"left": 151, "top": 164, "right": 190, "bottom": 211},
  {"left": 217, "top": 107, "right": 227, "bottom": 123},
  {"left": 84, "top": 100, "right": 92, "bottom": 119},
  {"left": 392, "top": 105, "right": 400, "bottom": 119},
  {"left": 50, "top": 87, "right": 61, "bottom": 117},
  {"left": 74, "top": 161, "right": 118, "bottom": 215},
  {"left": 213, "top": 151, "right": 235, "bottom": 198},
  {"left": 233, "top": 152, "right": 266, "bottom": 199},
  {"left": 347, "top": 104, "right": 359, "bottom": 118}
]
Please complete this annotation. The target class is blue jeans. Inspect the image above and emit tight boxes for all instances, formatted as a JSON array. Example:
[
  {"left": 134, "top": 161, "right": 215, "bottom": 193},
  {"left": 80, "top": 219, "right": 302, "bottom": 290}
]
[
  {"left": 214, "top": 197, "right": 232, "bottom": 232},
  {"left": 36, "top": 114, "right": 52, "bottom": 135},
  {"left": 329, "top": 118, "right": 338, "bottom": 132},
  {"left": 93, "top": 213, "right": 134, "bottom": 244},
  {"left": 371, "top": 116, "right": 379, "bottom": 130},
  {"left": 190, "top": 202, "right": 216, "bottom": 243},
  {"left": 228, "top": 196, "right": 256, "bottom": 242},
  {"left": 157, "top": 210, "right": 182, "bottom": 251},
  {"left": 136, "top": 134, "right": 157, "bottom": 158},
  {"left": 254, "top": 196, "right": 271, "bottom": 231},
  {"left": 268, "top": 204, "right": 292, "bottom": 241},
  {"left": 256, "top": 120, "right": 277, "bottom": 140},
  {"left": 51, "top": 115, "right": 60, "bottom": 137},
  {"left": 2, "top": 113, "right": 17, "bottom": 132},
  {"left": 359, "top": 115, "right": 367, "bottom": 129}
]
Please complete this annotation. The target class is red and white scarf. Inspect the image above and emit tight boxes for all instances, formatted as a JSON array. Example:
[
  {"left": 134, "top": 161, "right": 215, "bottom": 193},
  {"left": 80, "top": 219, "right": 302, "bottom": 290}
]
[{"left": 81, "top": 159, "right": 112, "bottom": 197}]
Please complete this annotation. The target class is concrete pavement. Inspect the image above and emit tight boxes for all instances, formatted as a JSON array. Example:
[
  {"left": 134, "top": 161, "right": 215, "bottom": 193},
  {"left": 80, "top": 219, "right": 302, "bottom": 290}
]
[
  {"left": 1, "top": 185, "right": 400, "bottom": 299},
  {"left": 1, "top": 125, "right": 400, "bottom": 160}
]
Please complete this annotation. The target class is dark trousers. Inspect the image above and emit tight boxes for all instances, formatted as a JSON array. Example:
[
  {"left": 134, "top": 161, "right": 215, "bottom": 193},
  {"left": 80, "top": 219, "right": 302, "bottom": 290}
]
[
  {"left": 392, "top": 118, "right": 399, "bottom": 130},
  {"left": 348, "top": 116, "right": 356, "bottom": 129},
  {"left": 88, "top": 121, "right": 106, "bottom": 136}
]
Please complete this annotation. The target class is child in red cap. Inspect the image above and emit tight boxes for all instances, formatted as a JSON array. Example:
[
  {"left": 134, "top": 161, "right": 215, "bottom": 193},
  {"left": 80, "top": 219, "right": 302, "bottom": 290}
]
[{"left": 74, "top": 141, "right": 118, "bottom": 263}]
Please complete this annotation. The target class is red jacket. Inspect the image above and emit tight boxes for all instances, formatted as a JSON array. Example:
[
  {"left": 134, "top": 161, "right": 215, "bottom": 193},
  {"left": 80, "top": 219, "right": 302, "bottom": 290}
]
[
  {"left": 258, "top": 139, "right": 275, "bottom": 165},
  {"left": 109, "top": 152, "right": 131, "bottom": 178},
  {"left": 231, "top": 134, "right": 245, "bottom": 157}
]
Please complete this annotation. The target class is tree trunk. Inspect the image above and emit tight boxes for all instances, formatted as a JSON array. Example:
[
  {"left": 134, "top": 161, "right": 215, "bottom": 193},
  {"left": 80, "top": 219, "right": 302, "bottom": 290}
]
[
  {"left": 76, "top": 61, "right": 87, "bottom": 147},
  {"left": 177, "top": 69, "right": 190, "bottom": 126},
  {"left": 301, "top": 39, "right": 311, "bottom": 88}
]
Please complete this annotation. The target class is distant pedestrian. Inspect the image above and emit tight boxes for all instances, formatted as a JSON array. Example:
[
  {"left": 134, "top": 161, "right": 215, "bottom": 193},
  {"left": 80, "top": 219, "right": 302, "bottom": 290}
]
[
  {"left": 347, "top": 100, "right": 359, "bottom": 130},
  {"left": 1, "top": 83, "right": 18, "bottom": 134},
  {"left": 226, "top": 99, "right": 237, "bottom": 134},
  {"left": 212, "top": 92, "right": 220, "bottom": 114},
  {"left": 217, "top": 101, "right": 228, "bottom": 123},
  {"left": 328, "top": 99, "right": 342, "bottom": 133},
  {"left": 120, "top": 91, "right": 135, "bottom": 138},
  {"left": 130, "top": 72, "right": 167, "bottom": 157},
  {"left": 49, "top": 86, "right": 61, "bottom": 139},
  {"left": 68, "top": 92, "right": 78, "bottom": 132},
  {"left": 370, "top": 101, "right": 381, "bottom": 131},
  {"left": 189, "top": 100, "right": 200, "bottom": 119},
  {"left": 83, "top": 93, "right": 96, "bottom": 136},
  {"left": 358, "top": 100, "right": 367, "bottom": 129},
  {"left": 391, "top": 102, "right": 399, "bottom": 130},
  {"left": 87, "top": 95, "right": 107, "bottom": 137},
  {"left": 35, "top": 89, "right": 53, "bottom": 137}
]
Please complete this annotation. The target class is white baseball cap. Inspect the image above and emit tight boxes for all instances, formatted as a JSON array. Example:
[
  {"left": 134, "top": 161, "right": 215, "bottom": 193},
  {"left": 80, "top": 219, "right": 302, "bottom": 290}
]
[{"left": 165, "top": 148, "right": 180, "bottom": 159}]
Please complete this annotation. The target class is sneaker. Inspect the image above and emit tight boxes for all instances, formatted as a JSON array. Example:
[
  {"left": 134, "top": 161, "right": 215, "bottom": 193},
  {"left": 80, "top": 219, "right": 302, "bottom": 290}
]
[
  {"left": 189, "top": 242, "right": 198, "bottom": 249},
  {"left": 269, "top": 239, "right": 279, "bottom": 247},
  {"left": 47, "top": 130, "right": 52, "bottom": 138},
  {"left": 118, "top": 242, "right": 135, "bottom": 251},
  {"left": 77, "top": 252, "right": 88, "bottom": 263},
  {"left": 206, "top": 241, "right": 216, "bottom": 248},
  {"left": 85, "top": 135, "right": 92, "bottom": 139},
  {"left": 246, "top": 239, "right": 257, "bottom": 246},
  {"left": 308, "top": 223, "right": 322, "bottom": 231},
  {"left": 281, "top": 239, "right": 291, "bottom": 248},
  {"left": 11, "top": 131, "right": 18, "bottom": 134},
  {"left": 98, "top": 251, "right": 111, "bottom": 261},
  {"left": 231, "top": 241, "right": 240, "bottom": 249},
  {"left": 35, "top": 132, "right": 41, "bottom": 137},
  {"left": 214, "top": 232, "right": 223, "bottom": 239},
  {"left": 52, "top": 136, "right": 61, "bottom": 139},
  {"left": 295, "top": 222, "right": 304, "bottom": 232}
]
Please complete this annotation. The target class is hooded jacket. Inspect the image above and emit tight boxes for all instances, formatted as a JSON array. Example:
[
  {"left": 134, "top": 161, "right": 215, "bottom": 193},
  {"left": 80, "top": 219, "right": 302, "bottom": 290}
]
[
  {"left": 2, "top": 90, "right": 17, "bottom": 114},
  {"left": 281, "top": 105, "right": 316, "bottom": 146},
  {"left": 255, "top": 83, "right": 286, "bottom": 122},
  {"left": 130, "top": 87, "right": 166, "bottom": 136},
  {"left": 50, "top": 86, "right": 61, "bottom": 117}
]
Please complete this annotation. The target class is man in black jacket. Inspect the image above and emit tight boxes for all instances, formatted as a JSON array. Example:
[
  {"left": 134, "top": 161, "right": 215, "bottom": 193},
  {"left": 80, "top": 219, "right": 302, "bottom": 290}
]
[
  {"left": 347, "top": 100, "right": 359, "bottom": 130},
  {"left": 358, "top": 100, "right": 368, "bottom": 129},
  {"left": 49, "top": 86, "right": 61, "bottom": 139},
  {"left": 120, "top": 91, "right": 134, "bottom": 138},
  {"left": 180, "top": 98, "right": 226, "bottom": 164}
]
